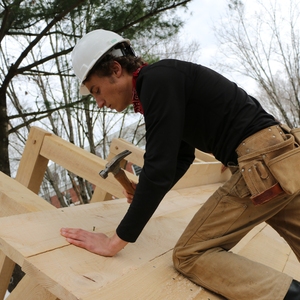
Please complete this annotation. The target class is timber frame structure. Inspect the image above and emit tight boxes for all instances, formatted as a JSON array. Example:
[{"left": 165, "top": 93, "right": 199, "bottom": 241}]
[{"left": 0, "top": 126, "right": 297, "bottom": 300}]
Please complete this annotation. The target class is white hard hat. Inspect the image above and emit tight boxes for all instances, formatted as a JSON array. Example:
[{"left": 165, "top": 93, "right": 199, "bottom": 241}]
[{"left": 71, "top": 29, "right": 130, "bottom": 95}]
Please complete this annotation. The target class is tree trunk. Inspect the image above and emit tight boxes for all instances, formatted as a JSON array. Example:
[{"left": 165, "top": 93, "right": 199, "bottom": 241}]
[{"left": 0, "top": 88, "right": 10, "bottom": 176}]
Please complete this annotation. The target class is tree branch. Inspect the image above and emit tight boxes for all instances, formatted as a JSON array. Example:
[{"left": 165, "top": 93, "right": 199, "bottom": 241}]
[
  {"left": 8, "top": 97, "right": 87, "bottom": 121},
  {"left": 116, "top": 0, "right": 191, "bottom": 32},
  {"left": 2, "top": 0, "right": 85, "bottom": 90},
  {"left": 17, "top": 47, "right": 74, "bottom": 74}
]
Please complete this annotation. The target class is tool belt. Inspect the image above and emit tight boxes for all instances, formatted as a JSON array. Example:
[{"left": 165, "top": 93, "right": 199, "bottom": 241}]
[{"left": 236, "top": 125, "right": 300, "bottom": 205}]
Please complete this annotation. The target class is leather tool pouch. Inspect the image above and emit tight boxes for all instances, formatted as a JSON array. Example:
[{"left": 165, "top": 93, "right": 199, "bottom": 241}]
[
  {"left": 280, "top": 124, "right": 300, "bottom": 144},
  {"left": 291, "top": 128, "right": 300, "bottom": 144},
  {"left": 267, "top": 142, "right": 300, "bottom": 195},
  {"left": 238, "top": 134, "right": 296, "bottom": 205}
]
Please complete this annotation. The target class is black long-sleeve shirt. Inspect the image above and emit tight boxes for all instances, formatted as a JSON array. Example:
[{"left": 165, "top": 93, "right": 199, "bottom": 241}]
[{"left": 116, "top": 59, "right": 278, "bottom": 242}]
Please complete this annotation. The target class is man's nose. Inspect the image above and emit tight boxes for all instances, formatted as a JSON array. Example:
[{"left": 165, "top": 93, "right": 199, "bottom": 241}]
[{"left": 96, "top": 97, "right": 105, "bottom": 108}]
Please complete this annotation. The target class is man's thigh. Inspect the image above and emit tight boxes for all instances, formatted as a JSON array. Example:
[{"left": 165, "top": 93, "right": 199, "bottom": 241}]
[{"left": 175, "top": 170, "right": 295, "bottom": 253}]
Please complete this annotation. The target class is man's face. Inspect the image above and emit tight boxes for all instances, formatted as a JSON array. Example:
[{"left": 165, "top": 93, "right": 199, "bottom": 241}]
[{"left": 84, "top": 62, "right": 132, "bottom": 112}]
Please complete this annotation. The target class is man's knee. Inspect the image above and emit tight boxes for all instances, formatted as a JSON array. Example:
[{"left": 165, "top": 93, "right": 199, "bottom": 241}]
[
  {"left": 172, "top": 247, "right": 181, "bottom": 271},
  {"left": 172, "top": 245, "right": 194, "bottom": 274}
]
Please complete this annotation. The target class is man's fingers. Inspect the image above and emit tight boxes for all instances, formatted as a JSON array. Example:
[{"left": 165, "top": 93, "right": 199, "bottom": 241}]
[
  {"left": 66, "top": 238, "right": 86, "bottom": 248},
  {"left": 123, "top": 189, "right": 134, "bottom": 203},
  {"left": 61, "top": 228, "right": 96, "bottom": 250},
  {"left": 61, "top": 228, "right": 86, "bottom": 240}
]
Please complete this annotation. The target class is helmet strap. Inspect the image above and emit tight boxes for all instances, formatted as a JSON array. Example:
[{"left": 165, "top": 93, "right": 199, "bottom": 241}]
[{"left": 110, "top": 44, "right": 136, "bottom": 57}]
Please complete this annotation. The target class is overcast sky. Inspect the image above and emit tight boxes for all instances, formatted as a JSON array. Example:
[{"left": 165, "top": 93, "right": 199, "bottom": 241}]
[
  {"left": 179, "top": 0, "right": 228, "bottom": 66},
  {"left": 177, "top": 0, "right": 258, "bottom": 92}
]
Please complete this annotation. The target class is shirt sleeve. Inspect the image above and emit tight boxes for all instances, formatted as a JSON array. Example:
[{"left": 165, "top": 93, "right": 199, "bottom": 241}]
[{"left": 116, "top": 64, "right": 195, "bottom": 242}]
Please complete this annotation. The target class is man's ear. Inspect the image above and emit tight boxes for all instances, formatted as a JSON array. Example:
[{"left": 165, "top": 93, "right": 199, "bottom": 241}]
[{"left": 112, "top": 61, "right": 122, "bottom": 77}]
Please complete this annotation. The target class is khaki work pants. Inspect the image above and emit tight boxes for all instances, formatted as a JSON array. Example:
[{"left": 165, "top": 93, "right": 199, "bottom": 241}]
[{"left": 173, "top": 129, "right": 300, "bottom": 299}]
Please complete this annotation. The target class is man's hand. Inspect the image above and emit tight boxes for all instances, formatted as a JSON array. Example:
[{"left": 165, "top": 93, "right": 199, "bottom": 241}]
[
  {"left": 60, "top": 229, "right": 128, "bottom": 257},
  {"left": 123, "top": 181, "right": 137, "bottom": 203}
]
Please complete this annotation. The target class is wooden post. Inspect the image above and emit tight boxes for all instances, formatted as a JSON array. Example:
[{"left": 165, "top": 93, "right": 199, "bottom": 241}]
[
  {"left": 6, "top": 274, "right": 58, "bottom": 300},
  {"left": 0, "top": 252, "right": 14, "bottom": 300},
  {"left": 15, "top": 127, "right": 51, "bottom": 194},
  {"left": 0, "top": 171, "right": 55, "bottom": 299},
  {"left": 90, "top": 186, "right": 113, "bottom": 202}
]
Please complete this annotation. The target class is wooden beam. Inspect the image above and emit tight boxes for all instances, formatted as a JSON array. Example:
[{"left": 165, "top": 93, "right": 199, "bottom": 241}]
[
  {"left": 7, "top": 274, "right": 58, "bottom": 300},
  {"left": 81, "top": 250, "right": 207, "bottom": 300},
  {"left": 90, "top": 186, "right": 113, "bottom": 202},
  {"left": 15, "top": 127, "right": 51, "bottom": 194},
  {"left": 0, "top": 172, "right": 55, "bottom": 267},
  {"left": 39, "top": 133, "right": 136, "bottom": 199},
  {"left": 109, "top": 139, "right": 230, "bottom": 189},
  {"left": 0, "top": 171, "right": 55, "bottom": 297},
  {"left": 174, "top": 162, "right": 231, "bottom": 189},
  {"left": 0, "top": 172, "right": 54, "bottom": 218},
  {"left": 109, "top": 138, "right": 144, "bottom": 167},
  {"left": 195, "top": 149, "right": 217, "bottom": 162},
  {"left": 0, "top": 252, "right": 14, "bottom": 300}
]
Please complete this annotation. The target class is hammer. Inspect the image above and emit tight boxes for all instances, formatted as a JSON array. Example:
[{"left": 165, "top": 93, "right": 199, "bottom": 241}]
[{"left": 99, "top": 150, "right": 135, "bottom": 194}]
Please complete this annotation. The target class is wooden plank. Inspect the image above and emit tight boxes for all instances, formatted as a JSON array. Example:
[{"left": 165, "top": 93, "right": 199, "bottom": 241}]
[
  {"left": 15, "top": 127, "right": 51, "bottom": 194},
  {"left": 152, "top": 184, "right": 220, "bottom": 217},
  {"left": 81, "top": 250, "right": 205, "bottom": 300},
  {"left": 40, "top": 134, "right": 136, "bottom": 199},
  {"left": 0, "top": 171, "right": 55, "bottom": 265},
  {"left": 233, "top": 223, "right": 300, "bottom": 280},
  {"left": 0, "top": 252, "right": 14, "bottom": 300},
  {"left": 90, "top": 186, "right": 113, "bottom": 202},
  {"left": 0, "top": 184, "right": 219, "bottom": 259},
  {"left": 174, "top": 162, "right": 231, "bottom": 189},
  {"left": 193, "top": 289, "right": 226, "bottom": 300},
  {"left": 82, "top": 249, "right": 225, "bottom": 300},
  {"left": 113, "top": 139, "right": 231, "bottom": 189},
  {"left": 79, "top": 225, "right": 297, "bottom": 300},
  {"left": 109, "top": 139, "right": 219, "bottom": 166},
  {"left": 7, "top": 274, "right": 58, "bottom": 300},
  {"left": 109, "top": 138, "right": 230, "bottom": 190},
  {"left": 283, "top": 251, "right": 300, "bottom": 281},
  {"left": 0, "top": 186, "right": 216, "bottom": 300},
  {"left": 231, "top": 222, "right": 267, "bottom": 253},
  {"left": 237, "top": 228, "right": 291, "bottom": 272},
  {"left": 195, "top": 149, "right": 217, "bottom": 162},
  {"left": 21, "top": 204, "right": 203, "bottom": 300},
  {"left": 0, "top": 201, "right": 125, "bottom": 258},
  {"left": 0, "top": 170, "right": 55, "bottom": 298},
  {"left": 109, "top": 138, "right": 145, "bottom": 167},
  {"left": 0, "top": 179, "right": 298, "bottom": 300},
  {"left": 0, "top": 172, "right": 54, "bottom": 218},
  {"left": 25, "top": 217, "right": 296, "bottom": 300}
]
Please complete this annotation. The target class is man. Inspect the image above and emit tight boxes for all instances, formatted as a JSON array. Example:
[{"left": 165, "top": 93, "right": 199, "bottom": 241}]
[{"left": 60, "top": 29, "right": 300, "bottom": 299}]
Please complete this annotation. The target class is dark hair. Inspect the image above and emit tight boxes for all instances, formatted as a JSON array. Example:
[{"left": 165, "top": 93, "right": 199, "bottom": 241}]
[{"left": 84, "top": 52, "right": 146, "bottom": 83}]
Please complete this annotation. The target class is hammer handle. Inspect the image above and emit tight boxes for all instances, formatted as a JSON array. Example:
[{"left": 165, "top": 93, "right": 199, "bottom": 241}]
[{"left": 114, "top": 169, "right": 135, "bottom": 195}]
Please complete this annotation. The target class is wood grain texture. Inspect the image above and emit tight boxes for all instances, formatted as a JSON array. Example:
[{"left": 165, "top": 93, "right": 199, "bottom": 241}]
[
  {"left": 0, "top": 182, "right": 297, "bottom": 300},
  {"left": 0, "top": 127, "right": 297, "bottom": 300}
]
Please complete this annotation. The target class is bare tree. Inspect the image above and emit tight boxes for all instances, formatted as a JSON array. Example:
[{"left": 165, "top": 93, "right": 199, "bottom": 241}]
[
  {"left": 1, "top": 0, "right": 193, "bottom": 178},
  {"left": 3, "top": 0, "right": 193, "bottom": 202},
  {"left": 214, "top": 0, "right": 300, "bottom": 127},
  {"left": 139, "top": 32, "right": 201, "bottom": 63}
]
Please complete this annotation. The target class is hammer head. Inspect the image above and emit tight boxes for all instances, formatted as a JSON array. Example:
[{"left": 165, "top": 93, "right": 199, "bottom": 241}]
[{"left": 99, "top": 150, "right": 132, "bottom": 179}]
